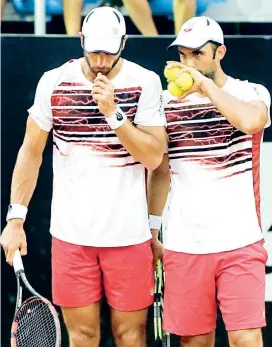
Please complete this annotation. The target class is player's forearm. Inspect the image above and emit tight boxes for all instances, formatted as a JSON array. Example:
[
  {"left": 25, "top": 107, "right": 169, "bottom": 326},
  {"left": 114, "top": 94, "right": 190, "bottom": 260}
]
[
  {"left": 202, "top": 79, "right": 266, "bottom": 134},
  {"left": 115, "top": 121, "right": 164, "bottom": 170},
  {"left": 10, "top": 146, "right": 43, "bottom": 207},
  {"left": 147, "top": 153, "right": 170, "bottom": 217},
  {"left": 147, "top": 155, "right": 170, "bottom": 239}
]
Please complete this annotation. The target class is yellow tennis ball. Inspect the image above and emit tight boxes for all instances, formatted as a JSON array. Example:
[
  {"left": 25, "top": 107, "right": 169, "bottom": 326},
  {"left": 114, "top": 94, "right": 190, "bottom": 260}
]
[
  {"left": 164, "top": 66, "right": 181, "bottom": 81},
  {"left": 168, "top": 81, "right": 183, "bottom": 97},
  {"left": 175, "top": 71, "right": 194, "bottom": 91}
]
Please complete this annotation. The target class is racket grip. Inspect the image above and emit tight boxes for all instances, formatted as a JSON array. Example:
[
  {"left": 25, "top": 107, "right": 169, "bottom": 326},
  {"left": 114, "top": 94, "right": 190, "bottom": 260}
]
[{"left": 13, "top": 250, "right": 24, "bottom": 273}]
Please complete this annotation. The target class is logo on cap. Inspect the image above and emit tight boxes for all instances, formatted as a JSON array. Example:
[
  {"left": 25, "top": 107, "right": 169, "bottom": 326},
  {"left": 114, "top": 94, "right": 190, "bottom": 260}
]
[
  {"left": 113, "top": 27, "right": 119, "bottom": 34},
  {"left": 184, "top": 28, "right": 192, "bottom": 32}
]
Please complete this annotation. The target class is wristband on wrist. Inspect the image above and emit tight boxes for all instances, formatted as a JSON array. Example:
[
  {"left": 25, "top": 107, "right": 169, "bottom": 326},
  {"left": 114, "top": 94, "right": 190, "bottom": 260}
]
[
  {"left": 149, "top": 214, "right": 162, "bottom": 230},
  {"left": 105, "top": 107, "right": 127, "bottom": 130},
  {"left": 6, "top": 204, "right": 28, "bottom": 221}
]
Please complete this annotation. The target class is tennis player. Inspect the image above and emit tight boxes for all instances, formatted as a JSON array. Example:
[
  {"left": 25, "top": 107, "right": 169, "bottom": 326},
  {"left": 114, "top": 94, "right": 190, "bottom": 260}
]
[
  {"left": 0, "top": 7, "right": 167, "bottom": 347},
  {"left": 148, "top": 16, "right": 271, "bottom": 347}
]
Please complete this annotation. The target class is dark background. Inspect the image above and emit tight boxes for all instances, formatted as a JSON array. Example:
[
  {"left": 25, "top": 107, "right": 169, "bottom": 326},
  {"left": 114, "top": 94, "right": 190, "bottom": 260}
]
[{"left": 1, "top": 35, "right": 272, "bottom": 346}]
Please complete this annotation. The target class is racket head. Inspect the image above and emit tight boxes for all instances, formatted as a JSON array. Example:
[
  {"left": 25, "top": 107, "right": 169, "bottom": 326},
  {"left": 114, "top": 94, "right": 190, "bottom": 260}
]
[{"left": 11, "top": 296, "right": 61, "bottom": 347}]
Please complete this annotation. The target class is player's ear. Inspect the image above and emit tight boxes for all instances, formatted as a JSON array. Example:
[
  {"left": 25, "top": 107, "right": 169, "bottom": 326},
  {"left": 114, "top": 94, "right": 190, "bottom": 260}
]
[{"left": 216, "top": 45, "right": 226, "bottom": 61}]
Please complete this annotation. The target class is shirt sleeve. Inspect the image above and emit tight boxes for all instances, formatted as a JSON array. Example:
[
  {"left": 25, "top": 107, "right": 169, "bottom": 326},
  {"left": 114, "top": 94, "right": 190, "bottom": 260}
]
[
  {"left": 133, "top": 72, "right": 166, "bottom": 127},
  {"left": 28, "top": 72, "right": 54, "bottom": 132},
  {"left": 246, "top": 83, "right": 271, "bottom": 128}
]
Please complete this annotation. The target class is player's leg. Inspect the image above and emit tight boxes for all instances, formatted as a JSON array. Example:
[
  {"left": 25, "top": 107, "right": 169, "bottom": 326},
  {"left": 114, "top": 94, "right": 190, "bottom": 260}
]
[
  {"left": 62, "top": 302, "right": 101, "bottom": 347},
  {"left": 111, "top": 308, "right": 148, "bottom": 347},
  {"left": 216, "top": 241, "right": 268, "bottom": 347},
  {"left": 51, "top": 237, "right": 103, "bottom": 347},
  {"left": 163, "top": 249, "right": 216, "bottom": 347},
  {"left": 101, "top": 240, "right": 154, "bottom": 347}
]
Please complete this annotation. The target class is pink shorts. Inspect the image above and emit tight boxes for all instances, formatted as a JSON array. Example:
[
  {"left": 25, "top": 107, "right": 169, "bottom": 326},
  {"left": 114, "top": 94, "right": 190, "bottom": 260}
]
[
  {"left": 163, "top": 240, "right": 268, "bottom": 336},
  {"left": 51, "top": 237, "right": 154, "bottom": 311}
]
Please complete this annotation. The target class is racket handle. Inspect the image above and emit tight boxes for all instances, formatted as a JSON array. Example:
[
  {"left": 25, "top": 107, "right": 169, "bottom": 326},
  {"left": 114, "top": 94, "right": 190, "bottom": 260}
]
[{"left": 13, "top": 250, "right": 24, "bottom": 273}]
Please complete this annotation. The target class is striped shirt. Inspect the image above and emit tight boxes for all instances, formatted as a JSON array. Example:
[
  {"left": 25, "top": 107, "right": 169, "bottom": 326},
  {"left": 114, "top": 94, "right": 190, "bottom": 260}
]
[
  {"left": 164, "top": 76, "right": 271, "bottom": 253},
  {"left": 29, "top": 58, "right": 165, "bottom": 246}
]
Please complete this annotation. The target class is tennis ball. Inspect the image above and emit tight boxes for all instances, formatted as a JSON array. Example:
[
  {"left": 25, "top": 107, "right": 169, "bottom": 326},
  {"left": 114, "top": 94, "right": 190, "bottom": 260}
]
[
  {"left": 168, "top": 81, "right": 183, "bottom": 97},
  {"left": 164, "top": 66, "right": 181, "bottom": 81},
  {"left": 176, "top": 71, "right": 194, "bottom": 91}
]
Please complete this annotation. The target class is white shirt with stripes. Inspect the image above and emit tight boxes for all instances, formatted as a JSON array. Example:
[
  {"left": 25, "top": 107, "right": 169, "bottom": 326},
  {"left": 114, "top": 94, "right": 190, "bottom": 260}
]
[
  {"left": 28, "top": 58, "right": 165, "bottom": 246},
  {"left": 164, "top": 76, "right": 271, "bottom": 254}
]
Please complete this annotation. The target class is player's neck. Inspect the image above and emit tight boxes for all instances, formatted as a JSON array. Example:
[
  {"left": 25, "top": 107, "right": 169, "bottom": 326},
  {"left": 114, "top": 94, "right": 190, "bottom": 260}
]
[{"left": 213, "top": 68, "right": 228, "bottom": 88}]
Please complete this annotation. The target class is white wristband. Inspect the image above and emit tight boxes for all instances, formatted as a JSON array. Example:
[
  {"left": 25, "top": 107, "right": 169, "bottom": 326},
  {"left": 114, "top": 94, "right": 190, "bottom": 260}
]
[
  {"left": 6, "top": 204, "right": 28, "bottom": 221},
  {"left": 105, "top": 108, "right": 127, "bottom": 130},
  {"left": 149, "top": 215, "right": 162, "bottom": 230}
]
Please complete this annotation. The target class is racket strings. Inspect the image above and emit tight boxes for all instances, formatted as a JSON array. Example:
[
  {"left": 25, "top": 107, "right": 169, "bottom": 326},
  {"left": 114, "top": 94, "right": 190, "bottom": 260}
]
[{"left": 14, "top": 299, "right": 58, "bottom": 347}]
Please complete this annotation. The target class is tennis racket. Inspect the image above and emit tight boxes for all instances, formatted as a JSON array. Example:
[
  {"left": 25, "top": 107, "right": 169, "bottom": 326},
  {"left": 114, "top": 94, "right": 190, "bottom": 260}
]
[
  {"left": 153, "top": 229, "right": 170, "bottom": 347},
  {"left": 11, "top": 250, "right": 61, "bottom": 347}
]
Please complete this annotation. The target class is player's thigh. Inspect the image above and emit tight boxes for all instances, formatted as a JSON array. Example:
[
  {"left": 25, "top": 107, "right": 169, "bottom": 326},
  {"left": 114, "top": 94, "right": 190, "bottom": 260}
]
[
  {"left": 217, "top": 241, "right": 268, "bottom": 332},
  {"left": 163, "top": 249, "right": 217, "bottom": 337},
  {"left": 100, "top": 239, "right": 154, "bottom": 311},
  {"left": 62, "top": 301, "right": 101, "bottom": 343},
  {"left": 51, "top": 236, "right": 103, "bottom": 307}
]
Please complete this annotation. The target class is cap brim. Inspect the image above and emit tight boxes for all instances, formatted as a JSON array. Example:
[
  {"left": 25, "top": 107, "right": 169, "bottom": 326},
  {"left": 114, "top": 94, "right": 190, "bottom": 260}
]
[
  {"left": 84, "top": 36, "right": 122, "bottom": 55},
  {"left": 167, "top": 35, "right": 209, "bottom": 50},
  {"left": 168, "top": 35, "right": 223, "bottom": 50}
]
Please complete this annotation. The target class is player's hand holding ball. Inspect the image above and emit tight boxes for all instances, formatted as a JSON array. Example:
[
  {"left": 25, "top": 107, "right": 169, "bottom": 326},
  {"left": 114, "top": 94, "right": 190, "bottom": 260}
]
[
  {"left": 92, "top": 73, "right": 117, "bottom": 117},
  {"left": 164, "top": 61, "right": 209, "bottom": 99}
]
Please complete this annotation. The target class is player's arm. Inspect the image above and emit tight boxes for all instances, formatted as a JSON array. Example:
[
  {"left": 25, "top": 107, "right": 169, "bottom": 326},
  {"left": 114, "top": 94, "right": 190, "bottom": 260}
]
[
  {"left": 166, "top": 62, "right": 270, "bottom": 135},
  {"left": 114, "top": 123, "right": 167, "bottom": 171},
  {"left": 147, "top": 153, "right": 170, "bottom": 262},
  {"left": 147, "top": 153, "right": 170, "bottom": 238},
  {"left": 1, "top": 118, "right": 49, "bottom": 265},
  {"left": 200, "top": 79, "right": 269, "bottom": 135},
  {"left": 1, "top": 72, "right": 53, "bottom": 265},
  {"left": 93, "top": 71, "right": 167, "bottom": 171},
  {"left": 10, "top": 117, "right": 49, "bottom": 208}
]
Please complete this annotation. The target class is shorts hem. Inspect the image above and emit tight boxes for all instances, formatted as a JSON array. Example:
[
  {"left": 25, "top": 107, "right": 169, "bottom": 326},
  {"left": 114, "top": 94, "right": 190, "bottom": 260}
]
[
  {"left": 53, "top": 294, "right": 103, "bottom": 308},
  {"left": 226, "top": 321, "right": 266, "bottom": 332},
  {"left": 163, "top": 325, "right": 216, "bottom": 337}
]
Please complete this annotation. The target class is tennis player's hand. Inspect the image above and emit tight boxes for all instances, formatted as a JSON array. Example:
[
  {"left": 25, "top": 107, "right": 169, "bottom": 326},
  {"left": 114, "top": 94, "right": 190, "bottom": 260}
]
[
  {"left": 0, "top": 220, "right": 27, "bottom": 266},
  {"left": 151, "top": 234, "right": 164, "bottom": 267},
  {"left": 92, "top": 73, "right": 117, "bottom": 117},
  {"left": 166, "top": 61, "right": 211, "bottom": 100}
]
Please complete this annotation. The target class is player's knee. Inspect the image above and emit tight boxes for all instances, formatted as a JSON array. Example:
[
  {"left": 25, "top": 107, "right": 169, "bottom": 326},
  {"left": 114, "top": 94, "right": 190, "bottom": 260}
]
[
  {"left": 228, "top": 329, "right": 262, "bottom": 347},
  {"left": 181, "top": 332, "right": 214, "bottom": 347},
  {"left": 68, "top": 324, "right": 100, "bottom": 347},
  {"left": 113, "top": 323, "right": 145, "bottom": 347}
]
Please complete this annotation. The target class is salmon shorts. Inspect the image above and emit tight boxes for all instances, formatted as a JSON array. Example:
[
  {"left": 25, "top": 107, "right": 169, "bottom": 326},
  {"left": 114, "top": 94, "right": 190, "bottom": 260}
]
[
  {"left": 51, "top": 237, "right": 154, "bottom": 311},
  {"left": 163, "top": 240, "right": 268, "bottom": 336}
]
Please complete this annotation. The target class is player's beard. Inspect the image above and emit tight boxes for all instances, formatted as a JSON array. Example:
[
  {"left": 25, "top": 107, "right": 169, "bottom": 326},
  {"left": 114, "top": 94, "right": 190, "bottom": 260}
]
[
  {"left": 199, "top": 63, "right": 217, "bottom": 81},
  {"left": 84, "top": 52, "right": 121, "bottom": 76}
]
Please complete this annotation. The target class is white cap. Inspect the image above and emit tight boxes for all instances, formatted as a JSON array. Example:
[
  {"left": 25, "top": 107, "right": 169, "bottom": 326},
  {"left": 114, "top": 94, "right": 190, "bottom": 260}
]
[
  {"left": 82, "top": 7, "right": 126, "bottom": 55},
  {"left": 169, "top": 16, "right": 224, "bottom": 50}
]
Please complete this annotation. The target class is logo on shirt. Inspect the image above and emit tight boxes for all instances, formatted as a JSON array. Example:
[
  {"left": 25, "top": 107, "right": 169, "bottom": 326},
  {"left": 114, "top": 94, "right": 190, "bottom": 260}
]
[{"left": 116, "top": 112, "right": 123, "bottom": 121}]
